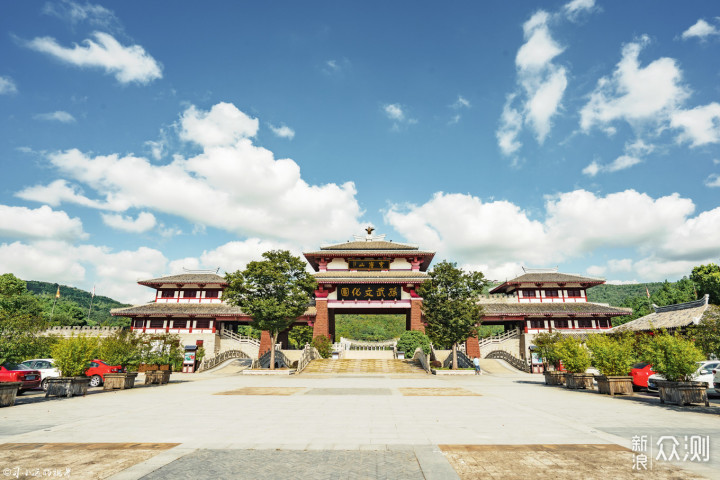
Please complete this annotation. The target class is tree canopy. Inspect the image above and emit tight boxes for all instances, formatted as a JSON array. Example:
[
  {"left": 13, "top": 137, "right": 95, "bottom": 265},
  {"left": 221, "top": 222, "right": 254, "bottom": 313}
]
[
  {"left": 223, "top": 250, "right": 316, "bottom": 369},
  {"left": 417, "top": 261, "right": 488, "bottom": 368},
  {"left": 691, "top": 263, "right": 720, "bottom": 305}
]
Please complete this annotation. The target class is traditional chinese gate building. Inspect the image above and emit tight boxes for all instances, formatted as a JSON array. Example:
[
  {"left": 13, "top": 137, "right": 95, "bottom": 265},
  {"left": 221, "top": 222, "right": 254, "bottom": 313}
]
[{"left": 302, "top": 230, "right": 434, "bottom": 343}]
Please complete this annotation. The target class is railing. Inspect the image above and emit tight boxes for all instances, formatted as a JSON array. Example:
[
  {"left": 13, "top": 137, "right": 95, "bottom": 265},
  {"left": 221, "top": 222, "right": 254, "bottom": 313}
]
[
  {"left": 296, "top": 344, "right": 321, "bottom": 374},
  {"left": 197, "top": 349, "right": 250, "bottom": 372},
  {"left": 220, "top": 328, "right": 261, "bottom": 347},
  {"left": 485, "top": 350, "right": 531, "bottom": 372},
  {"left": 443, "top": 348, "right": 474, "bottom": 369},
  {"left": 478, "top": 329, "right": 520, "bottom": 348},
  {"left": 412, "top": 347, "right": 432, "bottom": 374},
  {"left": 252, "top": 348, "right": 290, "bottom": 369},
  {"left": 332, "top": 337, "right": 398, "bottom": 351}
]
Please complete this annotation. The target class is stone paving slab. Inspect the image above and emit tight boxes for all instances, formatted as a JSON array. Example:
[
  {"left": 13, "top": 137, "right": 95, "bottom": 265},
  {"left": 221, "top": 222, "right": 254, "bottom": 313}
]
[
  {"left": 139, "top": 448, "right": 428, "bottom": 480},
  {"left": 305, "top": 388, "right": 392, "bottom": 395},
  {"left": 439, "top": 444, "right": 708, "bottom": 480},
  {"left": 399, "top": 387, "right": 480, "bottom": 396},
  {"left": 0, "top": 443, "right": 178, "bottom": 480},
  {"left": 213, "top": 387, "right": 306, "bottom": 395}
]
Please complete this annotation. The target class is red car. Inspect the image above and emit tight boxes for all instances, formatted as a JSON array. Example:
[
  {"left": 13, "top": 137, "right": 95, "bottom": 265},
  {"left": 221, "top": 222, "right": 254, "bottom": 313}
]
[
  {"left": 0, "top": 362, "right": 42, "bottom": 393},
  {"left": 86, "top": 359, "right": 124, "bottom": 387},
  {"left": 630, "top": 362, "right": 654, "bottom": 390}
]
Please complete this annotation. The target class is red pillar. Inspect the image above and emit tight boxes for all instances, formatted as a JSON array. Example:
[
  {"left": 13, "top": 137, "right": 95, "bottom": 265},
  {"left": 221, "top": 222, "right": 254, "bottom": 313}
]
[
  {"left": 259, "top": 330, "right": 272, "bottom": 356},
  {"left": 465, "top": 331, "right": 480, "bottom": 358},
  {"left": 410, "top": 299, "right": 425, "bottom": 333},
  {"left": 313, "top": 299, "right": 330, "bottom": 339}
]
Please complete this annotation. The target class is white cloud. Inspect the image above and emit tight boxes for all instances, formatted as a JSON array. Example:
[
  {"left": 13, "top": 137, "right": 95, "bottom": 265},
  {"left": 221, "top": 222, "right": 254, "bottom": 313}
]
[
  {"left": 0, "top": 204, "right": 86, "bottom": 241},
  {"left": 498, "top": 8, "right": 574, "bottom": 156},
  {"left": 451, "top": 95, "right": 470, "bottom": 110},
  {"left": 682, "top": 19, "right": 720, "bottom": 40},
  {"left": 580, "top": 37, "right": 690, "bottom": 131},
  {"left": 496, "top": 96, "right": 523, "bottom": 156},
  {"left": 101, "top": 212, "right": 156, "bottom": 233},
  {"left": 42, "top": 0, "right": 118, "bottom": 28},
  {"left": 144, "top": 140, "right": 165, "bottom": 160},
  {"left": 34, "top": 111, "right": 76, "bottom": 123},
  {"left": 386, "top": 188, "right": 719, "bottom": 283},
  {"left": 169, "top": 238, "right": 295, "bottom": 275},
  {"left": 179, "top": 102, "right": 258, "bottom": 147},
  {"left": 16, "top": 179, "right": 127, "bottom": 211},
  {"left": 563, "top": 0, "right": 595, "bottom": 19},
  {"left": 671, "top": 102, "right": 720, "bottom": 147},
  {"left": 26, "top": 32, "right": 162, "bottom": 85},
  {"left": 706, "top": 173, "right": 720, "bottom": 188},
  {"left": 24, "top": 102, "right": 362, "bottom": 247},
  {"left": 586, "top": 265, "right": 606, "bottom": 276},
  {"left": 0, "top": 76, "right": 18, "bottom": 94},
  {"left": 268, "top": 123, "right": 295, "bottom": 139},
  {"left": 583, "top": 155, "right": 642, "bottom": 176},
  {"left": 382, "top": 103, "right": 417, "bottom": 130}
]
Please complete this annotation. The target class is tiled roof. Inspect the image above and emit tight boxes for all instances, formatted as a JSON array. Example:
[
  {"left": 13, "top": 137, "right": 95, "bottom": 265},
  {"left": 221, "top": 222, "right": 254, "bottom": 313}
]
[
  {"left": 481, "top": 302, "right": 631, "bottom": 317},
  {"left": 314, "top": 271, "right": 429, "bottom": 283},
  {"left": 320, "top": 240, "right": 419, "bottom": 251},
  {"left": 490, "top": 272, "right": 605, "bottom": 293},
  {"left": 612, "top": 295, "right": 710, "bottom": 332},
  {"left": 138, "top": 273, "right": 227, "bottom": 286},
  {"left": 111, "top": 303, "right": 317, "bottom": 317}
]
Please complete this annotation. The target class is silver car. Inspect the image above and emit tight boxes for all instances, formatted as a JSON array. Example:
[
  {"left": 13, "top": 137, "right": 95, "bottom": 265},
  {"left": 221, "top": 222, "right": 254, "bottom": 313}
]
[{"left": 20, "top": 358, "right": 61, "bottom": 391}]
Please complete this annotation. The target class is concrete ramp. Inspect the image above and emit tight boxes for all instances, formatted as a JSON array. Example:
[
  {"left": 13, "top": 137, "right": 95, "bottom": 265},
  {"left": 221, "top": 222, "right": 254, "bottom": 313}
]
[
  {"left": 478, "top": 359, "right": 527, "bottom": 375},
  {"left": 301, "top": 359, "right": 427, "bottom": 375}
]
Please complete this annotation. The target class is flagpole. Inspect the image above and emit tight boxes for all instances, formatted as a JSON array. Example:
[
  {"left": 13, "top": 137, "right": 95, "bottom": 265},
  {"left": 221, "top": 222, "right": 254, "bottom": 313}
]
[
  {"left": 87, "top": 285, "right": 95, "bottom": 323},
  {"left": 51, "top": 285, "right": 60, "bottom": 321}
]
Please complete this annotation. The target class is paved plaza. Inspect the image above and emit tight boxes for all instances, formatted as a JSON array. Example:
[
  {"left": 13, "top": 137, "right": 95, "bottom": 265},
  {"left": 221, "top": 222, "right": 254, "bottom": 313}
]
[{"left": 1, "top": 361, "right": 719, "bottom": 479}]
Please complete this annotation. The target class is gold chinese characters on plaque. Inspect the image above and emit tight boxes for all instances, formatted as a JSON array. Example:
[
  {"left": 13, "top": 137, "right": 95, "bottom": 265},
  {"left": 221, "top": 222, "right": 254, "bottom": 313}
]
[
  {"left": 337, "top": 284, "right": 401, "bottom": 301},
  {"left": 348, "top": 259, "right": 389, "bottom": 271}
]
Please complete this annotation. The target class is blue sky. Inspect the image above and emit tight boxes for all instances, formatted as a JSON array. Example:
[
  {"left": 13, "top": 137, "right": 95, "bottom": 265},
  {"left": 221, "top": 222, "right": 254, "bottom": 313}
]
[{"left": 1, "top": 0, "right": 719, "bottom": 303}]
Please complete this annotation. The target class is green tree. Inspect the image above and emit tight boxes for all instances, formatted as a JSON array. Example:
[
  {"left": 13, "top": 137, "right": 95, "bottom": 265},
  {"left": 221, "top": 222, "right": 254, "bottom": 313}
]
[
  {"left": 417, "top": 261, "right": 488, "bottom": 370},
  {"left": 554, "top": 336, "right": 591, "bottom": 374},
  {"left": 533, "top": 331, "right": 563, "bottom": 370},
  {"left": 51, "top": 335, "right": 99, "bottom": 377},
  {"left": 396, "top": 330, "right": 431, "bottom": 356},
  {"left": 0, "top": 273, "right": 51, "bottom": 363},
  {"left": 691, "top": 263, "right": 720, "bottom": 305},
  {"left": 689, "top": 305, "right": 720, "bottom": 358},
  {"left": 586, "top": 333, "right": 636, "bottom": 376},
  {"left": 646, "top": 331, "right": 705, "bottom": 382},
  {"left": 97, "top": 330, "right": 143, "bottom": 371},
  {"left": 288, "top": 325, "right": 313, "bottom": 349},
  {"left": 224, "top": 250, "right": 316, "bottom": 370}
]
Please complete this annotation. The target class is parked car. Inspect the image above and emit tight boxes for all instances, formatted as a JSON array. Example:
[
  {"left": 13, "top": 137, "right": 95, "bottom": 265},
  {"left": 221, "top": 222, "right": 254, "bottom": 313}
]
[
  {"left": 714, "top": 367, "right": 720, "bottom": 394},
  {"left": 629, "top": 362, "right": 654, "bottom": 390},
  {"left": 0, "top": 362, "right": 42, "bottom": 393},
  {"left": 20, "top": 359, "right": 61, "bottom": 391},
  {"left": 647, "top": 360, "right": 720, "bottom": 394},
  {"left": 85, "top": 360, "right": 124, "bottom": 387}
]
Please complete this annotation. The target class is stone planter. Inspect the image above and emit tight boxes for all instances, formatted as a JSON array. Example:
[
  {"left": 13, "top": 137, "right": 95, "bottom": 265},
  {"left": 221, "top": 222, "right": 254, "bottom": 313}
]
[
  {"left": 0, "top": 382, "right": 22, "bottom": 407},
  {"left": 656, "top": 380, "right": 709, "bottom": 407},
  {"left": 565, "top": 373, "right": 594, "bottom": 390},
  {"left": 544, "top": 371, "right": 566, "bottom": 385},
  {"left": 45, "top": 377, "right": 91, "bottom": 398},
  {"left": 144, "top": 370, "right": 171, "bottom": 385},
  {"left": 103, "top": 372, "right": 138, "bottom": 390},
  {"left": 595, "top": 375, "right": 634, "bottom": 396}
]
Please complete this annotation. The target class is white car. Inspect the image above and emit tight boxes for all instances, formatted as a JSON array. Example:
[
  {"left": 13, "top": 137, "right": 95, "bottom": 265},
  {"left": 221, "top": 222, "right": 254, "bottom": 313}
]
[
  {"left": 20, "top": 358, "right": 61, "bottom": 391},
  {"left": 647, "top": 360, "right": 720, "bottom": 395}
]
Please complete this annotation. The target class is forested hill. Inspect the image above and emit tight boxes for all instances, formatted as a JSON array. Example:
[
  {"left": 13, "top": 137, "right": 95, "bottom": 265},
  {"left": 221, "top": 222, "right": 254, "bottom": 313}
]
[
  {"left": 585, "top": 282, "right": 665, "bottom": 306},
  {"left": 25, "top": 280, "right": 131, "bottom": 326}
]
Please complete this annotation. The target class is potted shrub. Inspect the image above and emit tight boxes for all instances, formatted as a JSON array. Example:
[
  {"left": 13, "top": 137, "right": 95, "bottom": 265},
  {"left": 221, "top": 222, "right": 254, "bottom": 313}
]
[
  {"left": 646, "top": 332, "right": 707, "bottom": 406},
  {"left": 47, "top": 335, "right": 98, "bottom": 398},
  {"left": 555, "top": 336, "right": 593, "bottom": 389},
  {"left": 97, "top": 330, "right": 140, "bottom": 390},
  {"left": 586, "top": 333, "right": 635, "bottom": 395},
  {"left": 534, "top": 331, "right": 565, "bottom": 385},
  {"left": 0, "top": 382, "right": 22, "bottom": 407},
  {"left": 139, "top": 334, "right": 182, "bottom": 383}
]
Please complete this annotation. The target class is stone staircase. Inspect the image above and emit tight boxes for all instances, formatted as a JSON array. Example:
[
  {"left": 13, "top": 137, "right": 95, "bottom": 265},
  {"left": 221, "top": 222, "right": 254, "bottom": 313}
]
[{"left": 301, "top": 359, "right": 428, "bottom": 375}]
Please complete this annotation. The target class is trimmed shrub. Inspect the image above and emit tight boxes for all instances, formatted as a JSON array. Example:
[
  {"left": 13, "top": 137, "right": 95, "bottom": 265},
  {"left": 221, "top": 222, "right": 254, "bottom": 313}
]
[
  {"left": 396, "top": 330, "right": 431, "bottom": 356},
  {"left": 51, "top": 335, "right": 99, "bottom": 377},
  {"left": 311, "top": 335, "right": 332, "bottom": 359},
  {"left": 586, "top": 333, "right": 636, "bottom": 376},
  {"left": 533, "top": 331, "right": 563, "bottom": 369},
  {"left": 646, "top": 332, "right": 705, "bottom": 382},
  {"left": 97, "top": 330, "right": 142, "bottom": 371},
  {"left": 554, "top": 336, "right": 591, "bottom": 374}
]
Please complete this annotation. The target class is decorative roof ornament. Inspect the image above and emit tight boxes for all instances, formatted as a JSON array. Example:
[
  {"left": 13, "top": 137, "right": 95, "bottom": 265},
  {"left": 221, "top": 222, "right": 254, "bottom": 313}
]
[
  {"left": 352, "top": 227, "right": 387, "bottom": 242},
  {"left": 522, "top": 266, "right": 559, "bottom": 273},
  {"left": 182, "top": 267, "right": 221, "bottom": 274}
]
